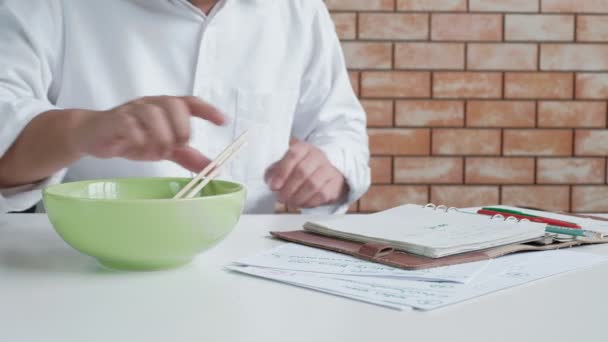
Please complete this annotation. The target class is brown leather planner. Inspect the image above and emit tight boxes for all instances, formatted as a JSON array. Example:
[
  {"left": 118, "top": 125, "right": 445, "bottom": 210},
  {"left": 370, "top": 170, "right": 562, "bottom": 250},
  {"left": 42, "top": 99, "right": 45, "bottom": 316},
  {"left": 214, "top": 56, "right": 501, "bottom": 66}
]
[{"left": 271, "top": 230, "right": 606, "bottom": 270}]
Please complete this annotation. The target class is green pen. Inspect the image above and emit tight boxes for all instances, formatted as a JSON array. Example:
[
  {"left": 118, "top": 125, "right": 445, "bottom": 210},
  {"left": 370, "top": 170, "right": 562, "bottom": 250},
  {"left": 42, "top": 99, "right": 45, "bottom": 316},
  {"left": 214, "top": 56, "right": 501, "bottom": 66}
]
[
  {"left": 482, "top": 207, "right": 537, "bottom": 217},
  {"left": 545, "top": 225, "right": 605, "bottom": 239}
]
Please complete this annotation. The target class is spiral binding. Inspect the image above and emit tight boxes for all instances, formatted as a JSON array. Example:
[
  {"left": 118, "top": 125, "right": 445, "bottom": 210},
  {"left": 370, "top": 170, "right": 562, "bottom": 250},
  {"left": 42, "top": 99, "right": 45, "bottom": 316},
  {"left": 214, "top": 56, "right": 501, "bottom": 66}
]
[
  {"left": 490, "top": 213, "right": 530, "bottom": 224},
  {"left": 423, "top": 203, "right": 458, "bottom": 213},
  {"left": 423, "top": 203, "right": 529, "bottom": 223}
]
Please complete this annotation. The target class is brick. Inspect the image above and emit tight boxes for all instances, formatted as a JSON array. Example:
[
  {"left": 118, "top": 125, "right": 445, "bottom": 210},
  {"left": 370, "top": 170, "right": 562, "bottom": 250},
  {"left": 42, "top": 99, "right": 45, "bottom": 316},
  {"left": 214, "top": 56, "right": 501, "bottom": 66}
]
[
  {"left": 537, "top": 158, "right": 605, "bottom": 184},
  {"left": 470, "top": 0, "right": 540, "bottom": 12},
  {"left": 397, "top": 0, "right": 467, "bottom": 11},
  {"left": 432, "top": 129, "right": 501, "bottom": 155},
  {"left": 538, "top": 101, "right": 607, "bottom": 128},
  {"left": 505, "top": 73, "right": 573, "bottom": 99},
  {"left": 503, "top": 129, "right": 573, "bottom": 156},
  {"left": 433, "top": 72, "right": 502, "bottom": 99},
  {"left": 465, "top": 158, "right": 535, "bottom": 184},
  {"left": 348, "top": 71, "right": 360, "bottom": 96},
  {"left": 505, "top": 15, "right": 574, "bottom": 41},
  {"left": 467, "top": 101, "right": 536, "bottom": 128},
  {"left": 359, "top": 13, "right": 428, "bottom": 40},
  {"left": 362, "top": 72, "right": 431, "bottom": 98},
  {"left": 502, "top": 186, "right": 570, "bottom": 212},
  {"left": 577, "top": 16, "right": 608, "bottom": 42},
  {"left": 370, "top": 157, "right": 392, "bottom": 184},
  {"left": 325, "top": 0, "right": 395, "bottom": 11},
  {"left": 432, "top": 14, "right": 502, "bottom": 41},
  {"left": 430, "top": 186, "right": 499, "bottom": 207},
  {"left": 576, "top": 73, "right": 608, "bottom": 99},
  {"left": 368, "top": 128, "right": 430, "bottom": 155},
  {"left": 542, "top": 0, "right": 608, "bottom": 13},
  {"left": 395, "top": 43, "right": 465, "bottom": 70},
  {"left": 575, "top": 130, "right": 608, "bottom": 156},
  {"left": 395, "top": 100, "right": 464, "bottom": 127},
  {"left": 468, "top": 44, "right": 537, "bottom": 71},
  {"left": 342, "top": 42, "right": 392, "bottom": 69},
  {"left": 541, "top": 44, "right": 608, "bottom": 71},
  {"left": 362, "top": 100, "right": 394, "bottom": 127},
  {"left": 360, "top": 185, "right": 428, "bottom": 212},
  {"left": 394, "top": 157, "right": 463, "bottom": 183},
  {"left": 572, "top": 186, "right": 608, "bottom": 212},
  {"left": 330, "top": 13, "right": 356, "bottom": 40}
]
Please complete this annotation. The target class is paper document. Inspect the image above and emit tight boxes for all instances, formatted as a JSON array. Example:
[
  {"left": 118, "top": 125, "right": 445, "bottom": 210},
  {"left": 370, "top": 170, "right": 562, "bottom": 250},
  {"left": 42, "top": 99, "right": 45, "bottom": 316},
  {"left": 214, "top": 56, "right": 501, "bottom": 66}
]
[
  {"left": 234, "top": 243, "right": 490, "bottom": 283},
  {"left": 228, "top": 250, "right": 608, "bottom": 311}
]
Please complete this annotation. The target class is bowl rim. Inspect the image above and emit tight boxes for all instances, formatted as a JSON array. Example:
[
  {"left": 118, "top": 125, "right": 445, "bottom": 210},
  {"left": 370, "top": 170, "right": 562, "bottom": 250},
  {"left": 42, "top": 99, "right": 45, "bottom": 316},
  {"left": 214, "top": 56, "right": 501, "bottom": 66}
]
[{"left": 43, "top": 177, "right": 246, "bottom": 203}]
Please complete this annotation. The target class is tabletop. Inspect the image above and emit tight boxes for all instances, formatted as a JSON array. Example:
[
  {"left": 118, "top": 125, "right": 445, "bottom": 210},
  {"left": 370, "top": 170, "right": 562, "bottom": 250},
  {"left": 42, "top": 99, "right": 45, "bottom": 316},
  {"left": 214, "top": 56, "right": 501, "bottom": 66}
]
[{"left": 1, "top": 214, "right": 608, "bottom": 342}]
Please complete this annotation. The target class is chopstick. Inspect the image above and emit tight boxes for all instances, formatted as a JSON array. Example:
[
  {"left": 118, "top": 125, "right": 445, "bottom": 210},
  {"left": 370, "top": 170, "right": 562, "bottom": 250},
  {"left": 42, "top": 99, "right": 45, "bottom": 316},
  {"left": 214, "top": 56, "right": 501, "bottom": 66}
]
[{"left": 173, "top": 130, "right": 249, "bottom": 199}]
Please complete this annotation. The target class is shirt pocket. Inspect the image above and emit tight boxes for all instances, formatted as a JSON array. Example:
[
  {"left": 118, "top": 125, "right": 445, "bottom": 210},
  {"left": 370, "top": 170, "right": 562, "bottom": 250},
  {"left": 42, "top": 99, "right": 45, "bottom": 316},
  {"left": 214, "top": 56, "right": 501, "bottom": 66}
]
[{"left": 232, "top": 88, "right": 298, "bottom": 183}]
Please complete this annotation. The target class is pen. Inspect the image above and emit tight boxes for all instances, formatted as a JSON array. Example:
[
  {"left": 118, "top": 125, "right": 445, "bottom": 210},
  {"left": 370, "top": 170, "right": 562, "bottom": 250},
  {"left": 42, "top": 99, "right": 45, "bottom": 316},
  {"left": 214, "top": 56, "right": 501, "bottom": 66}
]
[
  {"left": 514, "top": 206, "right": 608, "bottom": 222},
  {"left": 479, "top": 208, "right": 581, "bottom": 229},
  {"left": 545, "top": 226, "right": 605, "bottom": 239},
  {"left": 483, "top": 207, "right": 536, "bottom": 217}
]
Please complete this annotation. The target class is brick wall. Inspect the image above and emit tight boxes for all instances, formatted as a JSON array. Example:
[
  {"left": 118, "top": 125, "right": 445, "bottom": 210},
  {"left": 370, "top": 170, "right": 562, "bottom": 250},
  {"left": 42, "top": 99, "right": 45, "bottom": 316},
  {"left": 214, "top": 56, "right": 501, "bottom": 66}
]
[{"left": 324, "top": 0, "right": 608, "bottom": 213}]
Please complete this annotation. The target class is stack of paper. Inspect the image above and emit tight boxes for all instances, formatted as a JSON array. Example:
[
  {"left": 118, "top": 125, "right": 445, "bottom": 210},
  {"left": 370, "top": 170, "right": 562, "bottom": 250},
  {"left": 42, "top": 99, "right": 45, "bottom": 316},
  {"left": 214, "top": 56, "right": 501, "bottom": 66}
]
[{"left": 228, "top": 243, "right": 608, "bottom": 311}]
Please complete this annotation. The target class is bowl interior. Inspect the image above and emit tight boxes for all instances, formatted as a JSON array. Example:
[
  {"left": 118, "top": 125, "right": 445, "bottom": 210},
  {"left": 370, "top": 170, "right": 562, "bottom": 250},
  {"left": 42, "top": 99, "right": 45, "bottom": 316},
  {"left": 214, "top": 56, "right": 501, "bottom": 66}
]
[{"left": 44, "top": 177, "right": 244, "bottom": 201}]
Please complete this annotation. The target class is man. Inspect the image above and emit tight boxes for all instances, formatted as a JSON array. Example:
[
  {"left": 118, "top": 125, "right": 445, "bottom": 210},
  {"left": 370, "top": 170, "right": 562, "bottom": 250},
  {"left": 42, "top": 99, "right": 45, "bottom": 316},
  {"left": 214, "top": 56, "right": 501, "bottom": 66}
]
[{"left": 0, "top": 0, "right": 370, "bottom": 214}]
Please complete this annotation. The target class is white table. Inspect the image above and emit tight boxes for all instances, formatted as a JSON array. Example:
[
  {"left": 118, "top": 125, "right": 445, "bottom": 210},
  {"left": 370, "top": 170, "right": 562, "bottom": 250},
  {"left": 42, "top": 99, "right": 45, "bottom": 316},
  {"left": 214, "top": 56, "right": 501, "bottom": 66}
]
[{"left": 1, "top": 214, "right": 608, "bottom": 342}]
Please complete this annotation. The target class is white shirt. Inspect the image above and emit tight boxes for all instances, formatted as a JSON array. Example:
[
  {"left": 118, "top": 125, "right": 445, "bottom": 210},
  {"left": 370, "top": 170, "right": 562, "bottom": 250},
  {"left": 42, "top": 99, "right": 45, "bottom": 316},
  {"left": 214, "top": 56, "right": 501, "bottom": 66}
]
[{"left": 0, "top": 0, "right": 370, "bottom": 214}]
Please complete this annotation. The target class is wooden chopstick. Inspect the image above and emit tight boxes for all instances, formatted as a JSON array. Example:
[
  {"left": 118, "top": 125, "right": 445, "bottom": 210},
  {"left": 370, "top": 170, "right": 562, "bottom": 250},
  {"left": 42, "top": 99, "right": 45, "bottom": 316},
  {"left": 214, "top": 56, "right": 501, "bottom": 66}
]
[
  {"left": 183, "top": 139, "right": 247, "bottom": 199},
  {"left": 173, "top": 130, "right": 249, "bottom": 199}
]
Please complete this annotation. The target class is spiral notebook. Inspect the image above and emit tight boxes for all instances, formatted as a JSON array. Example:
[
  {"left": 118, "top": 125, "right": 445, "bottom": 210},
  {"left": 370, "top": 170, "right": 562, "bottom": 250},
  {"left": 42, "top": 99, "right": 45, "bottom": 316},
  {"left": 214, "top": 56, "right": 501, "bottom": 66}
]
[
  {"left": 271, "top": 204, "right": 608, "bottom": 270},
  {"left": 302, "top": 204, "right": 547, "bottom": 258}
]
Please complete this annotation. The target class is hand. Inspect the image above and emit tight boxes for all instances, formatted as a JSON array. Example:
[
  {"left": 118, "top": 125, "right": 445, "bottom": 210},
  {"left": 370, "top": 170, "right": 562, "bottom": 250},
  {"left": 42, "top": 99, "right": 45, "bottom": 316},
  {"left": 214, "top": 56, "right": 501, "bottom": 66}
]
[
  {"left": 265, "top": 140, "right": 348, "bottom": 208},
  {"left": 73, "top": 96, "right": 225, "bottom": 172}
]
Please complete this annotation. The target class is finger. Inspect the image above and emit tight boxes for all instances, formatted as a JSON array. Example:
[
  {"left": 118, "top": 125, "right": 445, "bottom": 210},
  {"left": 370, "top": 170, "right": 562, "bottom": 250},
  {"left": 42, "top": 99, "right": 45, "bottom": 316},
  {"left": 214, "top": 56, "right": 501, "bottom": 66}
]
[
  {"left": 302, "top": 176, "right": 347, "bottom": 208},
  {"left": 267, "top": 143, "right": 310, "bottom": 191},
  {"left": 133, "top": 105, "right": 175, "bottom": 159},
  {"left": 121, "top": 118, "right": 148, "bottom": 159},
  {"left": 301, "top": 177, "right": 341, "bottom": 209},
  {"left": 264, "top": 162, "right": 278, "bottom": 184},
  {"left": 277, "top": 154, "right": 324, "bottom": 205},
  {"left": 300, "top": 185, "right": 331, "bottom": 209},
  {"left": 287, "top": 164, "right": 331, "bottom": 208},
  {"left": 95, "top": 112, "right": 135, "bottom": 158},
  {"left": 147, "top": 97, "right": 191, "bottom": 146},
  {"left": 168, "top": 146, "right": 212, "bottom": 173},
  {"left": 181, "top": 96, "right": 226, "bottom": 126}
]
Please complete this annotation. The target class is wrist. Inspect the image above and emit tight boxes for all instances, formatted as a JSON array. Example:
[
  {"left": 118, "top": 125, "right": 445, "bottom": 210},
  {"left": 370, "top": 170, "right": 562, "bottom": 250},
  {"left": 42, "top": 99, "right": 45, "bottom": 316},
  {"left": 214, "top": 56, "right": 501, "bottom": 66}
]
[{"left": 62, "top": 109, "right": 97, "bottom": 158}]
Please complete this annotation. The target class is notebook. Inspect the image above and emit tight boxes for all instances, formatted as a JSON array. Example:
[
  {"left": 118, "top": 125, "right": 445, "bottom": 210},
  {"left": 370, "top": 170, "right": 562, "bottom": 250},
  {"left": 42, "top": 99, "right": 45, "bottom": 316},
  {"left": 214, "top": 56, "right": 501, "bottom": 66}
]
[{"left": 302, "top": 204, "right": 547, "bottom": 258}]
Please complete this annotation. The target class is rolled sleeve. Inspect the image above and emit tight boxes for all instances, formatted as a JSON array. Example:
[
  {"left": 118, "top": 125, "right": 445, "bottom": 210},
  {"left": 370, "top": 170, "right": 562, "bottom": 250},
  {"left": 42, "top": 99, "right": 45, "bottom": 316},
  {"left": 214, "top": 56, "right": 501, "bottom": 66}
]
[
  {"left": 0, "top": 169, "right": 66, "bottom": 213},
  {"left": 0, "top": 99, "right": 63, "bottom": 213},
  {"left": 0, "top": 1, "right": 65, "bottom": 213}
]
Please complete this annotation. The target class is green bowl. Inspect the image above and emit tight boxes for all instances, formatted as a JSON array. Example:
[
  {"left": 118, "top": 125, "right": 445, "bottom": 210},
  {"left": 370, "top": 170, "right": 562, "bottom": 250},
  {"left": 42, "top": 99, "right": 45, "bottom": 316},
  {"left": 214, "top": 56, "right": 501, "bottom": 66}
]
[{"left": 42, "top": 177, "right": 246, "bottom": 271}]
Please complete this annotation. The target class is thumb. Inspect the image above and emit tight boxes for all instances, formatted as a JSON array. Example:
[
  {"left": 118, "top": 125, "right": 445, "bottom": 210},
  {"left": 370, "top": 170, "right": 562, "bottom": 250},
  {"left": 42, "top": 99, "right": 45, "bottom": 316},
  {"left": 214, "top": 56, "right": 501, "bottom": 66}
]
[{"left": 168, "top": 146, "right": 212, "bottom": 173}]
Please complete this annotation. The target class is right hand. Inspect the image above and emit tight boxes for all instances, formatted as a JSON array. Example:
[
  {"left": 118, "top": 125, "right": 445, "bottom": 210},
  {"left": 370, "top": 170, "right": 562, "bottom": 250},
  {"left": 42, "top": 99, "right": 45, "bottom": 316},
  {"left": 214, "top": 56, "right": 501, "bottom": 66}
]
[{"left": 73, "top": 96, "right": 225, "bottom": 172}]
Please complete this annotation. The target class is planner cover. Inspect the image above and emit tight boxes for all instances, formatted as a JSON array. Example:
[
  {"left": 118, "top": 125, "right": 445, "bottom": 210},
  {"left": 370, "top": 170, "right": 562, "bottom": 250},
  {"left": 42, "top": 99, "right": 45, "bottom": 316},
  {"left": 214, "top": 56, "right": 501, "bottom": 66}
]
[{"left": 270, "top": 230, "right": 604, "bottom": 270}]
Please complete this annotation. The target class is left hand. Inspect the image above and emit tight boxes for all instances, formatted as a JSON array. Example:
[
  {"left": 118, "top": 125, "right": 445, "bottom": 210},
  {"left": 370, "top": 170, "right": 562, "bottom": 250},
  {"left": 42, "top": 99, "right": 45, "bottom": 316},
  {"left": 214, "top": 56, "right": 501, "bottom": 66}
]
[{"left": 265, "top": 140, "right": 348, "bottom": 208}]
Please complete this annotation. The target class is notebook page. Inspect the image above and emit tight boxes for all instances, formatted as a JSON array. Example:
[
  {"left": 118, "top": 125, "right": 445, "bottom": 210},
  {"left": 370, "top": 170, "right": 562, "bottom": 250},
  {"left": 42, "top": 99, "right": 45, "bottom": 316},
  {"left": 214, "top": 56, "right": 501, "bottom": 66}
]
[{"left": 305, "top": 204, "right": 547, "bottom": 257}]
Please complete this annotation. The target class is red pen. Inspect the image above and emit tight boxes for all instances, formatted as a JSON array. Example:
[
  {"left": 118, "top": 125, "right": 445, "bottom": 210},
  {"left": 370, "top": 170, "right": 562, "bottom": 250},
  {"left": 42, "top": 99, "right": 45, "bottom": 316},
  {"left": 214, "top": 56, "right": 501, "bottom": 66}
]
[{"left": 476, "top": 209, "right": 582, "bottom": 229}]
